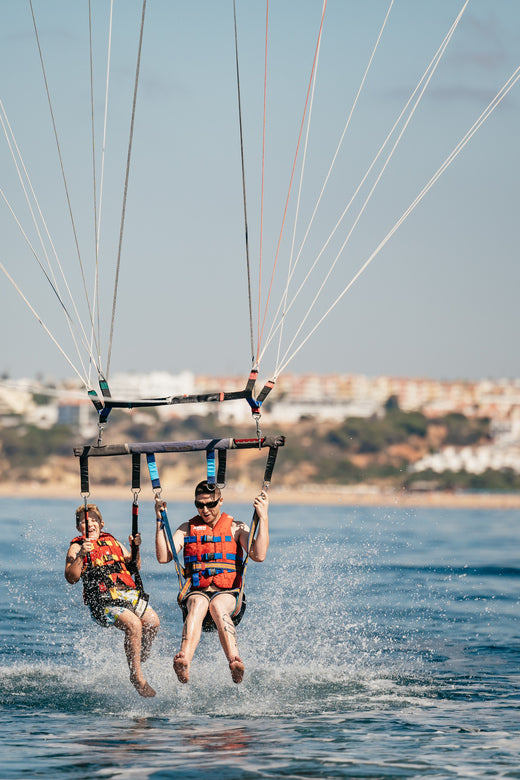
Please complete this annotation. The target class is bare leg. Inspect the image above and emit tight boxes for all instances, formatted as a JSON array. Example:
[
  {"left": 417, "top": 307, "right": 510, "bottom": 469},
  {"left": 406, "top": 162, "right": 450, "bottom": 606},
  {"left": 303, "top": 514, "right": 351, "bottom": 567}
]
[
  {"left": 174, "top": 594, "right": 209, "bottom": 683},
  {"left": 209, "top": 594, "right": 245, "bottom": 684},
  {"left": 140, "top": 607, "right": 160, "bottom": 663},
  {"left": 115, "top": 610, "right": 156, "bottom": 697}
]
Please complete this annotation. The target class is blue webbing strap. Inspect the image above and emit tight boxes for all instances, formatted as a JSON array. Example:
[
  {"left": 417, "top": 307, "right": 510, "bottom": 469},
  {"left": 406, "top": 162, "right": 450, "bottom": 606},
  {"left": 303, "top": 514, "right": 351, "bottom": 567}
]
[
  {"left": 88, "top": 377, "right": 112, "bottom": 425},
  {"left": 146, "top": 453, "right": 185, "bottom": 592},
  {"left": 206, "top": 449, "right": 216, "bottom": 488}
]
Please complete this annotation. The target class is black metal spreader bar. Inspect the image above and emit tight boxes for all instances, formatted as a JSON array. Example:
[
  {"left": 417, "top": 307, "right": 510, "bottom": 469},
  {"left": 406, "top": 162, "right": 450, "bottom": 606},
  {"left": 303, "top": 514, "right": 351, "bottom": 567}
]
[{"left": 74, "top": 435, "right": 285, "bottom": 459}]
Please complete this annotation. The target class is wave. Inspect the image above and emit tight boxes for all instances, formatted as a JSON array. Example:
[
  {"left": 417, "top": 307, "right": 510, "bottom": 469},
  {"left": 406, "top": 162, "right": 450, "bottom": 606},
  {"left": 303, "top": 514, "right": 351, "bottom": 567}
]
[
  {"left": 377, "top": 564, "right": 520, "bottom": 578},
  {"left": 0, "top": 651, "right": 442, "bottom": 720}
]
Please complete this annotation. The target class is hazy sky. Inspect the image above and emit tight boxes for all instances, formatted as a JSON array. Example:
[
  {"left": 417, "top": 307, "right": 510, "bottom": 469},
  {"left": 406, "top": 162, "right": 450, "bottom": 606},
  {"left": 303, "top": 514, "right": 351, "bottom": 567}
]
[{"left": 0, "top": 1, "right": 518, "bottom": 390}]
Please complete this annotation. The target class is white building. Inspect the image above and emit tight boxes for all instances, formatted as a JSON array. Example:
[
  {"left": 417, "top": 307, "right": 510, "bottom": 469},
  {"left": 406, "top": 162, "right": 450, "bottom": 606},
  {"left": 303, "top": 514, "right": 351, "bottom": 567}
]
[{"left": 411, "top": 444, "right": 520, "bottom": 475}]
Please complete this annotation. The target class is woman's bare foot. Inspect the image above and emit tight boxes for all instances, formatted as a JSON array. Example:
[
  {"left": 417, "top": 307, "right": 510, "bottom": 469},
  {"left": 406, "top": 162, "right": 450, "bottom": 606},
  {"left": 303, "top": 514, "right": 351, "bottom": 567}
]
[
  {"left": 130, "top": 674, "right": 156, "bottom": 697},
  {"left": 174, "top": 651, "right": 190, "bottom": 683},
  {"left": 229, "top": 656, "right": 244, "bottom": 684}
]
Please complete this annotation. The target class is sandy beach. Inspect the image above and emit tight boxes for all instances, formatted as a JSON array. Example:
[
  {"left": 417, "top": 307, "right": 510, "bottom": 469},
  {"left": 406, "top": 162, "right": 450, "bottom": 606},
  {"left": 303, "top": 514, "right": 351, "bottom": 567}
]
[{"left": 1, "top": 481, "right": 520, "bottom": 510}]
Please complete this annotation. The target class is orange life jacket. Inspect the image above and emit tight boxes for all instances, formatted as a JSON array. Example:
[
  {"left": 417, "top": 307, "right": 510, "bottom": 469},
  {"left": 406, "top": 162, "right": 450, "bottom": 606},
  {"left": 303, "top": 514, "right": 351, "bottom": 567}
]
[
  {"left": 183, "top": 512, "right": 243, "bottom": 590},
  {"left": 70, "top": 532, "right": 137, "bottom": 596}
]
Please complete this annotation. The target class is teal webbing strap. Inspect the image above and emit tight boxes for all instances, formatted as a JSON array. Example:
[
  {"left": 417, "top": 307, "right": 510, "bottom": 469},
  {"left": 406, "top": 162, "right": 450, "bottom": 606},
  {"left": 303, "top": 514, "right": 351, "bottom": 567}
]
[
  {"left": 145, "top": 453, "right": 185, "bottom": 590},
  {"left": 146, "top": 452, "right": 161, "bottom": 491},
  {"left": 206, "top": 449, "right": 216, "bottom": 488}
]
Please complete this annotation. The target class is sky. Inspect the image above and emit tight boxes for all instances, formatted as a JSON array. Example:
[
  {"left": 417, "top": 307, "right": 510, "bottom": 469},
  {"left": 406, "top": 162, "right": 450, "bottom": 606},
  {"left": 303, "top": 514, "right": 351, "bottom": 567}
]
[{"left": 0, "top": 0, "right": 519, "bottom": 390}]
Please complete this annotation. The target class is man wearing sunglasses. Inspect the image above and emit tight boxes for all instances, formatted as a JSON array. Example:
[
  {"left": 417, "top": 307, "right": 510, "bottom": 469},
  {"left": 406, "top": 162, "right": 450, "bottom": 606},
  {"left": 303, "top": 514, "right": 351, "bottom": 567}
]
[{"left": 155, "top": 480, "right": 269, "bottom": 684}]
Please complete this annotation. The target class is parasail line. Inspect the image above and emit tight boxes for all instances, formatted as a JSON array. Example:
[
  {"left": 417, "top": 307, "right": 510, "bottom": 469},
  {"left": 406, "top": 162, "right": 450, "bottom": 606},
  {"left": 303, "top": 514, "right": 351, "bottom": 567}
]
[
  {"left": 106, "top": 0, "right": 147, "bottom": 379},
  {"left": 88, "top": 0, "right": 99, "bottom": 342},
  {"left": 0, "top": 260, "right": 90, "bottom": 387},
  {"left": 273, "top": 2, "right": 325, "bottom": 373},
  {"left": 274, "top": 63, "right": 520, "bottom": 377},
  {"left": 90, "top": 0, "right": 115, "bottom": 389},
  {"left": 0, "top": 186, "right": 96, "bottom": 381},
  {"left": 264, "top": 0, "right": 394, "bottom": 355},
  {"left": 256, "top": 0, "right": 328, "bottom": 366},
  {"left": 0, "top": 101, "right": 102, "bottom": 377},
  {"left": 256, "top": 0, "right": 269, "bottom": 368},
  {"left": 232, "top": 0, "right": 255, "bottom": 367},
  {"left": 28, "top": 0, "right": 100, "bottom": 364},
  {"left": 261, "top": 0, "right": 468, "bottom": 370}
]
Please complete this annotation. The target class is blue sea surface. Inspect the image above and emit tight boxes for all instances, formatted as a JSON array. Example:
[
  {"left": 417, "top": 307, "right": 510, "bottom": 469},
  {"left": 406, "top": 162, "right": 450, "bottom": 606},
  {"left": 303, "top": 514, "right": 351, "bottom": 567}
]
[{"left": 1, "top": 496, "right": 519, "bottom": 778}]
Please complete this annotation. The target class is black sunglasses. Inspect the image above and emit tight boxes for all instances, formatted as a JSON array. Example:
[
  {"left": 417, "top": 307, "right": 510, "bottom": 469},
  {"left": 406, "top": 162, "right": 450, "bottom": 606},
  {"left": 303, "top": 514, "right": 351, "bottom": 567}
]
[{"left": 195, "top": 498, "right": 220, "bottom": 509}]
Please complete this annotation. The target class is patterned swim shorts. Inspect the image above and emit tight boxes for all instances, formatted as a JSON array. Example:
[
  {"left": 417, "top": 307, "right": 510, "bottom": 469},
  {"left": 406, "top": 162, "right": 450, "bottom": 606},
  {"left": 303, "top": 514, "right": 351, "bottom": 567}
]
[{"left": 93, "top": 588, "right": 148, "bottom": 626}]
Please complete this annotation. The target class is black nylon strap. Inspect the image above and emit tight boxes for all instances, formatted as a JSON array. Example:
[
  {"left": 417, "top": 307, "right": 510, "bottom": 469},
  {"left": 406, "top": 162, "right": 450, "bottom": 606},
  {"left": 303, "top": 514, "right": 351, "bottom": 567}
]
[
  {"left": 263, "top": 445, "right": 279, "bottom": 487},
  {"left": 245, "top": 369, "right": 258, "bottom": 395},
  {"left": 88, "top": 388, "right": 252, "bottom": 411},
  {"left": 256, "top": 379, "right": 275, "bottom": 405},
  {"left": 129, "top": 500, "right": 146, "bottom": 593},
  {"left": 217, "top": 449, "right": 227, "bottom": 487},
  {"left": 132, "top": 499, "right": 139, "bottom": 538},
  {"left": 79, "top": 453, "right": 90, "bottom": 495},
  {"left": 131, "top": 452, "right": 141, "bottom": 491}
]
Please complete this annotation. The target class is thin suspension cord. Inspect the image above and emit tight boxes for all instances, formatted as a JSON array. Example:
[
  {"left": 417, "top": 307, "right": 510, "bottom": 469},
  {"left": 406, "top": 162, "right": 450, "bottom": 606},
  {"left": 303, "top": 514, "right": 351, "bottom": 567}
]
[
  {"left": 106, "top": 0, "right": 147, "bottom": 379},
  {"left": 0, "top": 184, "right": 91, "bottom": 377},
  {"left": 275, "top": 64, "right": 520, "bottom": 377},
  {"left": 89, "top": 0, "right": 114, "bottom": 387},
  {"left": 274, "top": 0, "right": 466, "bottom": 373},
  {"left": 0, "top": 101, "right": 99, "bottom": 377},
  {"left": 0, "top": 260, "right": 89, "bottom": 386},
  {"left": 0, "top": 186, "right": 92, "bottom": 381},
  {"left": 256, "top": 0, "right": 327, "bottom": 366},
  {"left": 256, "top": 0, "right": 269, "bottom": 368},
  {"left": 265, "top": 0, "right": 394, "bottom": 354},
  {"left": 232, "top": 0, "right": 255, "bottom": 366},
  {"left": 88, "top": 0, "right": 101, "bottom": 379},
  {"left": 261, "top": 0, "right": 467, "bottom": 368},
  {"left": 28, "top": 0, "right": 100, "bottom": 361},
  {"left": 274, "top": 1, "right": 325, "bottom": 372}
]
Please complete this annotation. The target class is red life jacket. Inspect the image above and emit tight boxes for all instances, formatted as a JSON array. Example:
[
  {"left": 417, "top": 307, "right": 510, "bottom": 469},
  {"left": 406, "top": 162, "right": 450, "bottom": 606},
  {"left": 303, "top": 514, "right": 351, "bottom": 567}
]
[
  {"left": 183, "top": 512, "right": 243, "bottom": 590},
  {"left": 70, "top": 532, "right": 137, "bottom": 594}
]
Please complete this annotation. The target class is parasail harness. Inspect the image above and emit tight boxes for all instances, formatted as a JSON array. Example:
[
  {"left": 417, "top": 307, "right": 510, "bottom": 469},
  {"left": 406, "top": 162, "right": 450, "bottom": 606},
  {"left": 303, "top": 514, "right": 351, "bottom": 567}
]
[
  {"left": 77, "top": 454, "right": 149, "bottom": 626},
  {"left": 147, "top": 436, "right": 282, "bottom": 631},
  {"left": 87, "top": 368, "right": 274, "bottom": 446},
  {"left": 76, "top": 369, "right": 284, "bottom": 632}
]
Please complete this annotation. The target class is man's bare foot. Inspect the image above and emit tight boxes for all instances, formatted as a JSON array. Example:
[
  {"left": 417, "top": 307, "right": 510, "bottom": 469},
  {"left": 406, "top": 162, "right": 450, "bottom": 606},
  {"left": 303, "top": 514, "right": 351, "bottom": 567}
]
[
  {"left": 229, "top": 656, "right": 244, "bottom": 684},
  {"left": 130, "top": 674, "right": 156, "bottom": 697},
  {"left": 174, "top": 651, "right": 190, "bottom": 683}
]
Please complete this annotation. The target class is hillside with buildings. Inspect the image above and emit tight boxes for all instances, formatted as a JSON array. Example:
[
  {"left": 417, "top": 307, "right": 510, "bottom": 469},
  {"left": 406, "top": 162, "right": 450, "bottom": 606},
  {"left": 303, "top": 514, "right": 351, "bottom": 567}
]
[{"left": 1, "top": 371, "right": 520, "bottom": 496}]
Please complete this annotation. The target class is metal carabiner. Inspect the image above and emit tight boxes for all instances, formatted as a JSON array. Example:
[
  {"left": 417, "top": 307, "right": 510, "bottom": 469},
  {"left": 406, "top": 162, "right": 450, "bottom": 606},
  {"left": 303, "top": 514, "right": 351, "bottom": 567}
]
[{"left": 253, "top": 410, "right": 262, "bottom": 447}]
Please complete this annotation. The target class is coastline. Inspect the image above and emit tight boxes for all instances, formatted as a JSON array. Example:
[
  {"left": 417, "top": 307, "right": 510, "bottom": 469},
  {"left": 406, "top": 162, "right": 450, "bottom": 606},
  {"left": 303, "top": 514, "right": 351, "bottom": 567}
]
[{"left": 1, "top": 481, "right": 520, "bottom": 509}]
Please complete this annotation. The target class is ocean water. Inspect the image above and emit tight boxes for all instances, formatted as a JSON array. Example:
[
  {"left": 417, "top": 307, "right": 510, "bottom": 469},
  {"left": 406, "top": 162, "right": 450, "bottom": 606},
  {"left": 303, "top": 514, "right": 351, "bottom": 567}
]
[{"left": 1, "top": 495, "right": 519, "bottom": 779}]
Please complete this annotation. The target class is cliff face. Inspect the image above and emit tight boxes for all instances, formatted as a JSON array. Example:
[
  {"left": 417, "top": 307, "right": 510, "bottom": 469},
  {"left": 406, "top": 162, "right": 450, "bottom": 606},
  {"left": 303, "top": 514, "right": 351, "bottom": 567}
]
[{"left": 0, "top": 408, "right": 497, "bottom": 494}]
